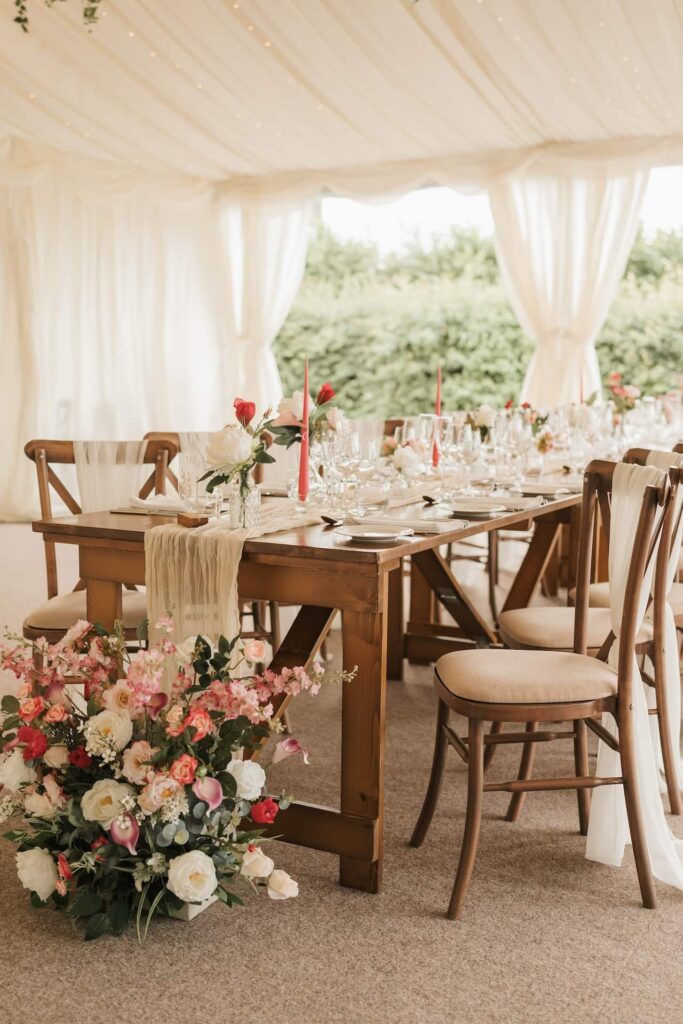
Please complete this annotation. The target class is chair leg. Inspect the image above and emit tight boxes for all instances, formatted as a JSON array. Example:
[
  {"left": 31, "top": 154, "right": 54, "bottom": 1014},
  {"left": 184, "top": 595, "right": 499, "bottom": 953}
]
[
  {"left": 505, "top": 721, "right": 537, "bottom": 822},
  {"left": 484, "top": 720, "right": 503, "bottom": 769},
  {"left": 573, "top": 719, "right": 591, "bottom": 835},
  {"left": 410, "top": 698, "right": 449, "bottom": 848},
  {"left": 620, "top": 709, "right": 656, "bottom": 909},
  {"left": 447, "top": 717, "right": 485, "bottom": 920}
]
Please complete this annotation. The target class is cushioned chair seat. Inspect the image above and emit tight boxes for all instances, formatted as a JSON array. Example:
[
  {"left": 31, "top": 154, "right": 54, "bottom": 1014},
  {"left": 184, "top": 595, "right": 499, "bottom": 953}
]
[
  {"left": 24, "top": 590, "right": 147, "bottom": 631},
  {"left": 568, "top": 582, "right": 611, "bottom": 608},
  {"left": 499, "top": 606, "right": 652, "bottom": 651},
  {"left": 435, "top": 649, "right": 618, "bottom": 705}
]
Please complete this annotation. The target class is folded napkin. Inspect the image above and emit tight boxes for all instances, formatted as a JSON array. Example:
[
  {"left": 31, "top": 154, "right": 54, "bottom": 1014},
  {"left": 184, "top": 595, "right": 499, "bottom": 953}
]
[
  {"left": 348, "top": 515, "right": 466, "bottom": 536},
  {"left": 447, "top": 495, "right": 543, "bottom": 512},
  {"left": 128, "top": 494, "right": 186, "bottom": 514}
]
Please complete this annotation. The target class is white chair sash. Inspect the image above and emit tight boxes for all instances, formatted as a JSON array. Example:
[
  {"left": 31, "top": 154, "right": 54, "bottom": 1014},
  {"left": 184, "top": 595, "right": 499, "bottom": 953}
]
[
  {"left": 586, "top": 462, "right": 683, "bottom": 887},
  {"left": 74, "top": 440, "right": 148, "bottom": 513}
]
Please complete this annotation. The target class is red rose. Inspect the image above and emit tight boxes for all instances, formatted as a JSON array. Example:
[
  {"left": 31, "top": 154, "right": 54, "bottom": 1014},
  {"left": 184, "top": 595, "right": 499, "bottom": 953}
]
[
  {"left": 91, "top": 836, "right": 107, "bottom": 850},
  {"left": 68, "top": 746, "right": 92, "bottom": 768},
  {"left": 16, "top": 725, "right": 48, "bottom": 761},
  {"left": 316, "top": 383, "right": 335, "bottom": 406},
  {"left": 521, "top": 402, "right": 531, "bottom": 409},
  {"left": 234, "top": 397, "right": 256, "bottom": 428},
  {"left": 504, "top": 399, "right": 513, "bottom": 410},
  {"left": 57, "top": 853, "right": 74, "bottom": 881},
  {"left": 250, "top": 797, "right": 279, "bottom": 824}
]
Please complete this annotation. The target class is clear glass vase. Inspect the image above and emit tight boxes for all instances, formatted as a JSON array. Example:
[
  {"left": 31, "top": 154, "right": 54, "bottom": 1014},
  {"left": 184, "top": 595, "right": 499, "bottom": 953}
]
[{"left": 229, "top": 486, "right": 261, "bottom": 529}]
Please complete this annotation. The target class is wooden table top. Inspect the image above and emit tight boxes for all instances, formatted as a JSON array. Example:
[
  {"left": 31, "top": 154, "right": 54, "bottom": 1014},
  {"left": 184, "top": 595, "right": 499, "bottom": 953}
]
[{"left": 33, "top": 494, "right": 582, "bottom": 566}]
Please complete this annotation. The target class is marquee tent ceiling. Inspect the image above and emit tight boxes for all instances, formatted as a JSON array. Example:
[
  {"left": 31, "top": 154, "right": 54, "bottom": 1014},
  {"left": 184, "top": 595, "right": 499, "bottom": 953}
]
[{"left": 1, "top": 0, "right": 683, "bottom": 196}]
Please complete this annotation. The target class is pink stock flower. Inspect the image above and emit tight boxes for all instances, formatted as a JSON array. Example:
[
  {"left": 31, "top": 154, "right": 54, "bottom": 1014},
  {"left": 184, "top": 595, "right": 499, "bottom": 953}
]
[
  {"left": 154, "top": 616, "right": 175, "bottom": 635},
  {"left": 110, "top": 813, "right": 140, "bottom": 856},
  {"left": 192, "top": 775, "right": 224, "bottom": 811},
  {"left": 272, "top": 737, "right": 309, "bottom": 765}
]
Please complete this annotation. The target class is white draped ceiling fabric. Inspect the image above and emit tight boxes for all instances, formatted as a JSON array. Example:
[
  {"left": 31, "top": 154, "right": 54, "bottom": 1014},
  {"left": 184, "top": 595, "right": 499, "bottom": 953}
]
[{"left": 2, "top": 0, "right": 683, "bottom": 518}]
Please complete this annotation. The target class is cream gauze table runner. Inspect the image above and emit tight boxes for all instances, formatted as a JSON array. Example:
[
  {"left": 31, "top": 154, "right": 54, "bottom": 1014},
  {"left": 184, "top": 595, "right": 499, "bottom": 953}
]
[{"left": 585, "top": 463, "right": 683, "bottom": 889}]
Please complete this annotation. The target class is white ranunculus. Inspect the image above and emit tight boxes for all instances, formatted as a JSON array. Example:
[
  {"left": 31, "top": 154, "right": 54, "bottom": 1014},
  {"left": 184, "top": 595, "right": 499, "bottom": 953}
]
[
  {"left": 240, "top": 847, "right": 275, "bottom": 879},
  {"left": 206, "top": 425, "right": 254, "bottom": 473},
  {"left": 392, "top": 444, "right": 421, "bottom": 476},
  {"left": 16, "top": 848, "right": 58, "bottom": 901},
  {"left": 0, "top": 749, "right": 37, "bottom": 793},
  {"left": 43, "top": 745, "right": 69, "bottom": 769},
  {"left": 166, "top": 850, "right": 217, "bottom": 903},
  {"left": 81, "top": 779, "right": 135, "bottom": 827},
  {"left": 23, "top": 790, "right": 59, "bottom": 820},
  {"left": 267, "top": 868, "right": 299, "bottom": 901},
  {"left": 474, "top": 404, "right": 496, "bottom": 428},
  {"left": 226, "top": 758, "right": 266, "bottom": 801},
  {"left": 85, "top": 709, "right": 133, "bottom": 753}
]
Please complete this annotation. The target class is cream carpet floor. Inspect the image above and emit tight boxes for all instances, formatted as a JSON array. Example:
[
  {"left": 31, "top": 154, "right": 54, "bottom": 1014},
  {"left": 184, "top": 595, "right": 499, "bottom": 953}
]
[{"left": 0, "top": 524, "right": 682, "bottom": 1024}]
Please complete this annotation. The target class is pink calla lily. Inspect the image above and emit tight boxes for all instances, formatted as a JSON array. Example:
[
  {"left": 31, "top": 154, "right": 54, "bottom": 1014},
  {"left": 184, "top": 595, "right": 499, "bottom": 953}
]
[
  {"left": 192, "top": 775, "right": 224, "bottom": 811},
  {"left": 272, "top": 737, "right": 309, "bottom": 765},
  {"left": 147, "top": 692, "right": 168, "bottom": 719},
  {"left": 110, "top": 812, "right": 139, "bottom": 855}
]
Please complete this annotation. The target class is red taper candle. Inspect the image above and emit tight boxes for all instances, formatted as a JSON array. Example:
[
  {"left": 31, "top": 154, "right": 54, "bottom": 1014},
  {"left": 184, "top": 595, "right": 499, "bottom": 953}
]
[
  {"left": 298, "top": 358, "right": 310, "bottom": 500},
  {"left": 433, "top": 364, "right": 442, "bottom": 467}
]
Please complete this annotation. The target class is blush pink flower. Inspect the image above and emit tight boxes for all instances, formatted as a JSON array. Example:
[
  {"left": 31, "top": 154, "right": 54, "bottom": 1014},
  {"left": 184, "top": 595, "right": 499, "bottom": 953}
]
[
  {"left": 183, "top": 707, "right": 214, "bottom": 741},
  {"left": 272, "top": 737, "right": 309, "bottom": 765},
  {"left": 164, "top": 704, "right": 185, "bottom": 737},
  {"left": 192, "top": 775, "right": 224, "bottom": 811},
  {"left": 44, "top": 704, "right": 68, "bottom": 724},
  {"left": 18, "top": 697, "right": 46, "bottom": 721},
  {"left": 102, "top": 681, "right": 136, "bottom": 715},
  {"left": 122, "top": 740, "right": 157, "bottom": 785},
  {"left": 169, "top": 753, "right": 198, "bottom": 785},
  {"left": 139, "top": 774, "right": 182, "bottom": 815}
]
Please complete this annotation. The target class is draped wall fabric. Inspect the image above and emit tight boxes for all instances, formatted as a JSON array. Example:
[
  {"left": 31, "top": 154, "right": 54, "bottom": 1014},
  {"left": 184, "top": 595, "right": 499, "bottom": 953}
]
[
  {"left": 585, "top": 463, "right": 683, "bottom": 889},
  {"left": 490, "top": 170, "right": 649, "bottom": 407},
  {"left": 221, "top": 201, "right": 313, "bottom": 415}
]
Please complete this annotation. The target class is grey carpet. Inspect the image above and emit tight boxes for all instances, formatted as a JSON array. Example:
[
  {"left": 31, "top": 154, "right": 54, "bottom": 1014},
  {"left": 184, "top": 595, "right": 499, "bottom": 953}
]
[{"left": 0, "top": 524, "right": 681, "bottom": 1024}]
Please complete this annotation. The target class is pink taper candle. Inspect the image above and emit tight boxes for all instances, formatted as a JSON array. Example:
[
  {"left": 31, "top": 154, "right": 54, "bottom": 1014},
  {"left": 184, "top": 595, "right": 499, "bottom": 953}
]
[
  {"left": 298, "top": 358, "right": 310, "bottom": 500},
  {"left": 432, "top": 364, "right": 442, "bottom": 467}
]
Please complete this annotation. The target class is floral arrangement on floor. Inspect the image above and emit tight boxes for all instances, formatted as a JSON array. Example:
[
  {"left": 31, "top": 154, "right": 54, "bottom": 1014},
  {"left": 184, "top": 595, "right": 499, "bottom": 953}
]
[
  {"left": 0, "top": 619, "right": 353, "bottom": 941},
  {"left": 270, "top": 383, "right": 341, "bottom": 448},
  {"left": 202, "top": 398, "right": 276, "bottom": 498}
]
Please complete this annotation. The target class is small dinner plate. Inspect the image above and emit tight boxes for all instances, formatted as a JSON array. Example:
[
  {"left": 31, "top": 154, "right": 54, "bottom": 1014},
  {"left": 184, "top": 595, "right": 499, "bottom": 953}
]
[
  {"left": 519, "top": 482, "right": 578, "bottom": 497},
  {"left": 335, "top": 525, "right": 414, "bottom": 543},
  {"left": 446, "top": 500, "right": 507, "bottom": 517}
]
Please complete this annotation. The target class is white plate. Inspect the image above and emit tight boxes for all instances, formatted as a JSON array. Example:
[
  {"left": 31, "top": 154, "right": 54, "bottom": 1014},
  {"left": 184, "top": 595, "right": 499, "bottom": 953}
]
[
  {"left": 519, "top": 482, "right": 578, "bottom": 497},
  {"left": 446, "top": 500, "right": 507, "bottom": 516},
  {"left": 335, "top": 525, "right": 414, "bottom": 543}
]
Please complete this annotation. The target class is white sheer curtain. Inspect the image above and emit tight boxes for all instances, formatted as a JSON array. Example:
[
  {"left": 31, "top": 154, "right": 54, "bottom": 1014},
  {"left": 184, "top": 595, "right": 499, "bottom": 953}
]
[
  {"left": 490, "top": 170, "right": 649, "bottom": 407},
  {"left": 0, "top": 170, "right": 233, "bottom": 521},
  {"left": 220, "top": 199, "right": 313, "bottom": 417}
]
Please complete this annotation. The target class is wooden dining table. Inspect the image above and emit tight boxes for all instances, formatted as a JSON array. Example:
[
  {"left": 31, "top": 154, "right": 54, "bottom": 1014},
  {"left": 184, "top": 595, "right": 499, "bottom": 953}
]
[{"left": 33, "top": 493, "right": 581, "bottom": 894}]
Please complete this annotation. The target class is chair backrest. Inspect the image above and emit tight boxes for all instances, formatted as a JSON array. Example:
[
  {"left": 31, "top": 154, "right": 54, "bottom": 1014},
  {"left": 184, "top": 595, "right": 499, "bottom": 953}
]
[
  {"left": 25, "top": 436, "right": 178, "bottom": 599},
  {"left": 573, "top": 460, "right": 672, "bottom": 708}
]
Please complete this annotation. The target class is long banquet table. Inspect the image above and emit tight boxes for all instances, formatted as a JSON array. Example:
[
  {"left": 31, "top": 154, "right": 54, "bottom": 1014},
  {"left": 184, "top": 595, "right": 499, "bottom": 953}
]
[{"left": 33, "top": 494, "right": 581, "bottom": 893}]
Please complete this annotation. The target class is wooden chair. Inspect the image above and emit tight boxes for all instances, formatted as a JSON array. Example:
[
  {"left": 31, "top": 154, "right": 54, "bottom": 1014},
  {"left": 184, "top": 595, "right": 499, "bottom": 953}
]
[
  {"left": 410, "top": 460, "right": 673, "bottom": 919},
  {"left": 23, "top": 437, "right": 178, "bottom": 643}
]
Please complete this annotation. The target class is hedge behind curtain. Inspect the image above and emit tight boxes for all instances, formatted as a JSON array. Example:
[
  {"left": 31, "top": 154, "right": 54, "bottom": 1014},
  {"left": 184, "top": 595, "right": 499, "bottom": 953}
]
[{"left": 0, "top": 173, "right": 235, "bottom": 520}]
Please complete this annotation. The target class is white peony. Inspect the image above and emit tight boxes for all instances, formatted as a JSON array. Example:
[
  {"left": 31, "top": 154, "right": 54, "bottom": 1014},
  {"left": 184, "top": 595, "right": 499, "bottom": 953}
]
[
  {"left": 267, "top": 868, "right": 299, "bottom": 900},
  {"left": 277, "top": 391, "right": 314, "bottom": 424},
  {"left": 392, "top": 444, "right": 421, "bottom": 476},
  {"left": 166, "top": 850, "right": 217, "bottom": 903},
  {"left": 122, "top": 740, "right": 156, "bottom": 785},
  {"left": 43, "top": 745, "right": 69, "bottom": 769},
  {"left": 0, "top": 749, "right": 37, "bottom": 793},
  {"left": 85, "top": 709, "right": 133, "bottom": 754},
  {"left": 240, "top": 847, "right": 275, "bottom": 879},
  {"left": 23, "top": 790, "right": 59, "bottom": 820},
  {"left": 474, "top": 404, "right": 496, "bottom": 429},
  {"left": 226, "top": 758, "right": 266, "bottom": 801},
  {"left": 206, "top": 425, "right": 254, "bottom": 473},
  {"left": 81, "top": 778, "right": 135, "bottom": 827},
  {"left": 16, "top": 848, "right": 58, "bottom": 901}
]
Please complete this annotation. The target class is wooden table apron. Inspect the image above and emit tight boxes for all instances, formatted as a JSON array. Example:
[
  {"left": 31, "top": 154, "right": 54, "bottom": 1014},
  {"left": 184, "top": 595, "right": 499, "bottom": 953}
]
[{"left": 32, "top": 494, "right": 581, "bottom": 895}]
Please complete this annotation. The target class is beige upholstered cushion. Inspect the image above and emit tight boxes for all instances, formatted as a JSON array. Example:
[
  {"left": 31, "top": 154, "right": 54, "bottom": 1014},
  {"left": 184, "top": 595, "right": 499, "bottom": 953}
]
[
  {"left": 435, "top": 649, "right": 618, "bottom": 705},
  {"left": 24, "top": 590, "right": 147, "bottom": 631},
  {"left": 567, "top": 582, "right": 611, "bottom": 608},
  {"left": 499, "top": 606, "right": 652, "bottom": 651}
]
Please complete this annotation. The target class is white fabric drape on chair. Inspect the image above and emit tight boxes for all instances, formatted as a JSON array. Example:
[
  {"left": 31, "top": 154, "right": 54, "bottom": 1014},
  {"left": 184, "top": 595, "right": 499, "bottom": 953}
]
[
  {"left": 490, "top": 170, "right": 649, "bottom": 407},
  {"left": 221, "top": 200, "right": 313, "bottom": 416},
  {"left": 74, "top": 440, "right": 148, "bottom": 513},
  {"left": 586, "top": 463, "right": 683, "bottom": 889}
]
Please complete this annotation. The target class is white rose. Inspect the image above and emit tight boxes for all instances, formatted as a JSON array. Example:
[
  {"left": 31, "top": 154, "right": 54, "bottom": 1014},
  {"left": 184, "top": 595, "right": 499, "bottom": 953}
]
[
  {"left": 0, "top": 749, "right": 37, "bottom": 793},
  {"left": 226, "top": 758, "right": 266, "bottom": 801},
  {"left": 85, "top": 709, "right": 133, "bottom": 753},
  {"left": 240, "top": 847, "right": 275, "bottom": 879},
  {"left": 392, "top": 444, "right": 421, "bottom": 476},
  {"left": 23, "top": 790, "right": 59, "bottom": 820},
  {"left": 474, "top": 404, "right": 496, "bottom": 428},
  {"left": 267, "top": 868, "right": 299, "bottom": 901},
  {"left": 16, "top": 848, "right": 58, "bottom": 901},
  {"left": 43, "top": 745, "right": 69, "bottom": 769},
  {"left": 81, "top": 779, "right": 135, "bottom": 827},
  {"left": 166, "top": 850, "right": 217, "bottom": 903},
  {"left": 206, "top": 425, "right": 254, "bottom": 473}
]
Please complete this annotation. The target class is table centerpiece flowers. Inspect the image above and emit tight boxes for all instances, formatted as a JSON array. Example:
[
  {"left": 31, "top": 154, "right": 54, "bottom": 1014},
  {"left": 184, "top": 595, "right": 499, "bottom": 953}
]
[
  {"left": 0, "top": 619, "right": 353, "bottom": 942},
  {"left": 202, "top": 398, "right": 276, "bottom": 528}
]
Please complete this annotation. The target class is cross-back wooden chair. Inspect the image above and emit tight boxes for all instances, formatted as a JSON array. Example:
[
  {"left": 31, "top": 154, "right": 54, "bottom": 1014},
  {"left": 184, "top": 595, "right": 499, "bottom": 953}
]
[
  {"left": 23, "top": 437, "right": 178, "bottom": 644},
  {"left": 410, "top": 460, "right": 674, "bottom": 919}
]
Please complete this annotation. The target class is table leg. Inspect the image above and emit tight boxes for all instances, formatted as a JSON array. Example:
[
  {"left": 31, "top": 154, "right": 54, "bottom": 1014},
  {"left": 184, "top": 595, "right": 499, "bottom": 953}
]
[
  {"left": 86, "top": 579, "right": 122, "bottom": 631},
  {"left": 340, "top": 596, "right": 387, "bottom": 892},
  {"left": 501, "top": 520, "right": 561, "bottom": 613},
  {"left": 387, "top": 559, "right": 404, "bottom": 680}
]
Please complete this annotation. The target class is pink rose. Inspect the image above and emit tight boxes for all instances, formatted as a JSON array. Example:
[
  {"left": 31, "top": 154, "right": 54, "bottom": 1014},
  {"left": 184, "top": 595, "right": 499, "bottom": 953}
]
[
  {"left": 122, "top": 740, "right": 156, "bottom": 785},
  {"left": 192, "top": 775, "right": 224, "bottom": 811},
  {"left": 18, "top": 697, "right": 46, "bottom": 721},
  {"left": 183, "top": 707, "right": 214, "bottom": 741},
  {"left": 169, "top": 753, "right": 198, "bottom": 785},
  {"left": 243, "top": 639, "right": 267, "bottom": 663},
  {"left": 272, "top": 737, "right": 309, "bottom": 765},
  {"left": 623, "top": 385, "right": 641, "bottom": 400},
  {"left": 139, "top": 775, "right": 182, "bottom": 815},
  {"left": 44, "top": 705, "right": 68, "bottom": 724}
]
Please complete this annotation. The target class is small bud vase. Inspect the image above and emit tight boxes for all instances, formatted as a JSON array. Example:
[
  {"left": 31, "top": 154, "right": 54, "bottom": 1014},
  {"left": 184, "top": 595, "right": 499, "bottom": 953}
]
[{"left": 229, "top": 486, "right": 261, "bottom": 529}]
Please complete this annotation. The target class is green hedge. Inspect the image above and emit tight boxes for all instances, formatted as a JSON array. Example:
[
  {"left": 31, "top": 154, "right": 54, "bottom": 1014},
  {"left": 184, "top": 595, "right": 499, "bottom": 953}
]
[{"left": 273, "top": 226, "right": 683, "bottom": 416}]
